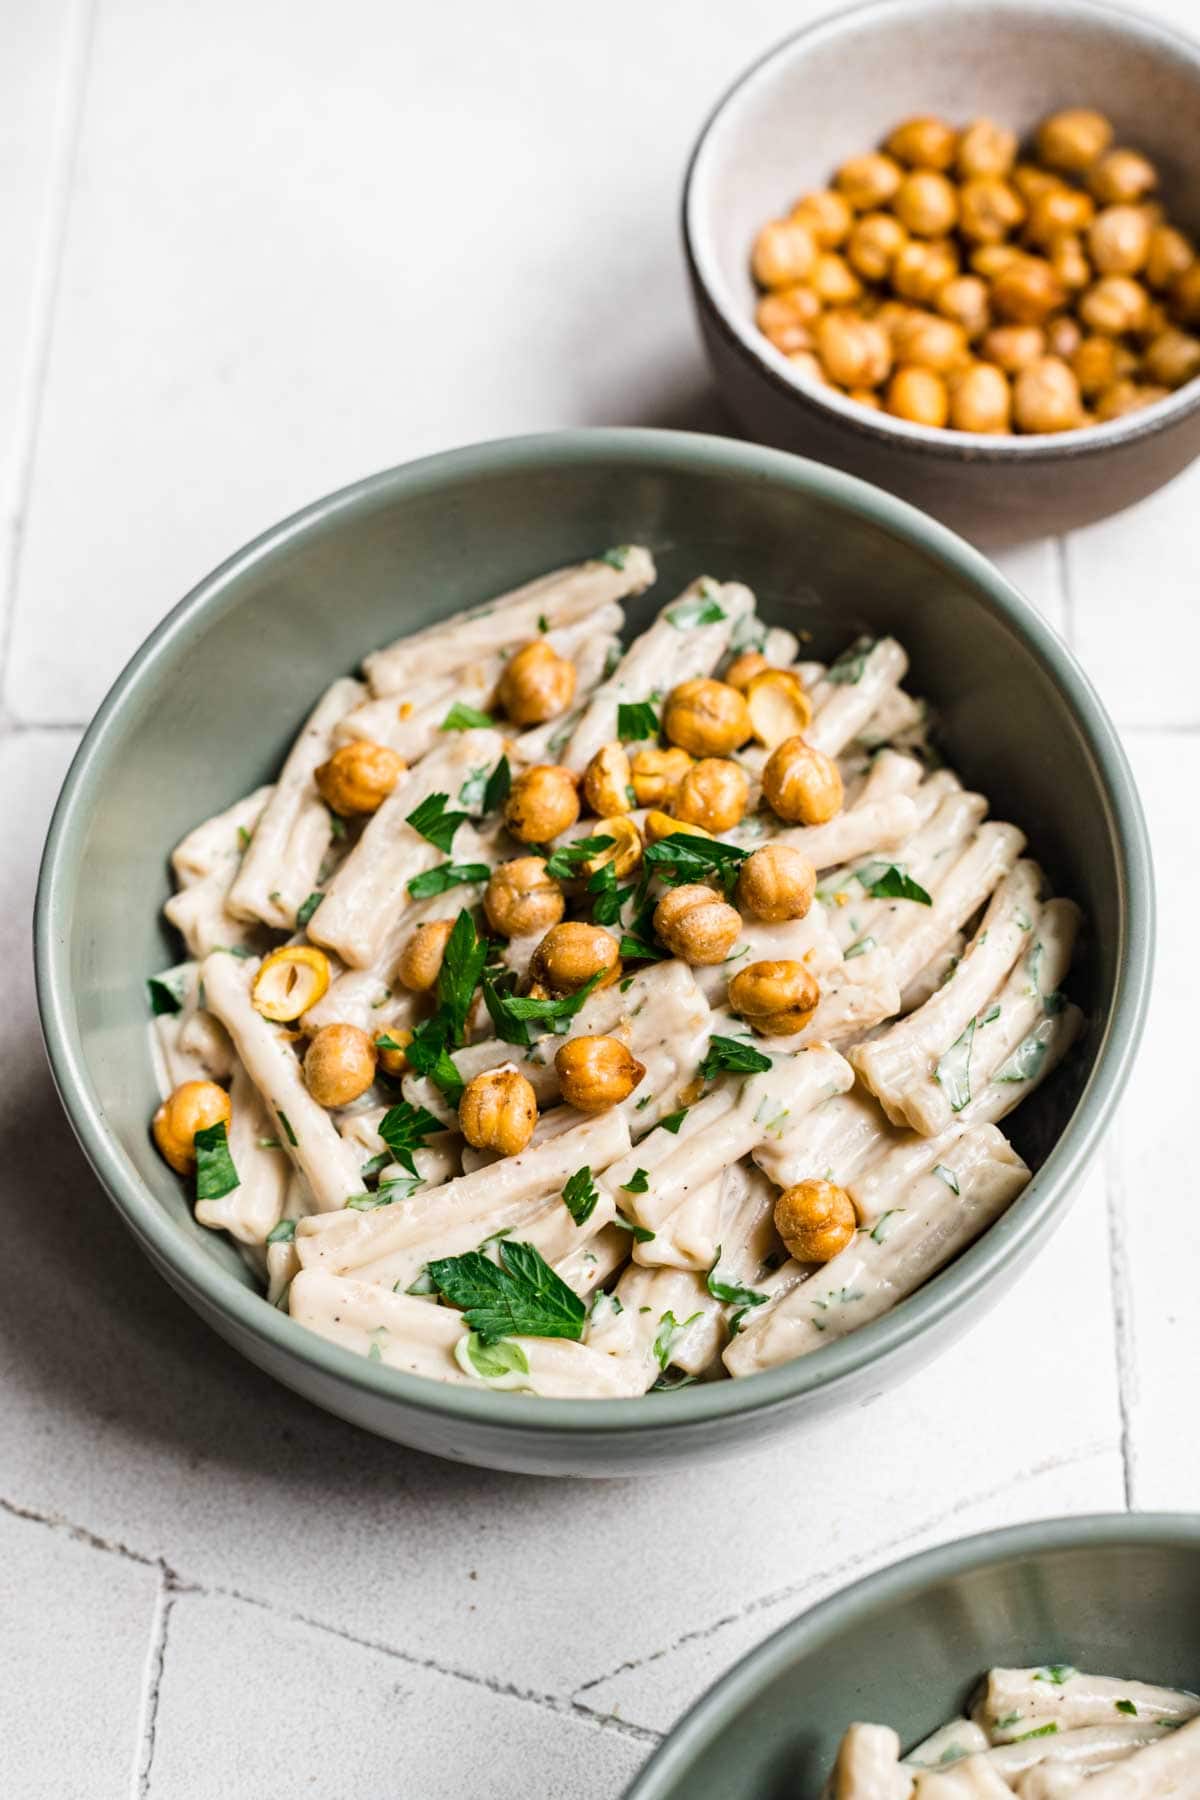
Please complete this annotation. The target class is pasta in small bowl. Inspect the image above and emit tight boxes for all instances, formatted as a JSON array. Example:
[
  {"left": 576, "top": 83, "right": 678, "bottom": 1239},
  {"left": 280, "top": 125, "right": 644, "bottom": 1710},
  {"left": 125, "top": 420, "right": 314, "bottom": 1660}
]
[{"left": 35, "top": 429, "right": 1150, "bottom": 1475}]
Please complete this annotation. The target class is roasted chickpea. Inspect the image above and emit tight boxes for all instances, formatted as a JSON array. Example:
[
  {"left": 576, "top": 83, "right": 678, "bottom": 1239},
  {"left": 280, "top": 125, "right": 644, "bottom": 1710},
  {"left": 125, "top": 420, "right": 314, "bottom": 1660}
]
[
  {"left": 584, "top": 815, "right": 643, "bottom": 880},
  {"left": 153, "top": 1079, "right": 232, "bottom": 1175},
  {"left": 809, "top": 251, "right": 863, "bottom": 306},
  {"left": 1172, "top": 262, "right": 1200, "bottom": 325},
  {"left": 643, "top": 810, "right": 712, "bottom": 846},
  {"left": 459, "top": 1066, "right": 537, "bottom": 1157},
  {"left": 752, "top": 217, "right": 817, "bottom": 289},
  {"left": 1044, "top": 313, "right": 1083, "bottom": 361},
  {"left": 653, "top": 884, "right": 742, "bottom": 965},
  {"left": 970, "top": 243, "right": 1024, "bottom": 280},
  {"left": 504, "top": 764, "right": 580, "bottom": 845},
  {"left": 1088, "top": 147, "right": 1157, "bottom": 206},
  {"left": 663, "top": 678, "right": 752, "bottom": 758},
  {"left": 1036, "top": 108, "right": 1113, "bottom": 174},
  {"left": 835, "top": 150, "right": 903, "bottom": 211},
  {"left": 936, "top": 274, "right": 990, "bottom": 339},
  {"left": 736, "top": 844, "right": 817, "bottom": 923},
  {"left": 397, "top": 918, "right": 455, "bottom": 992},
  {"left": 530, "top": 922, "right": 620, "bottom": 995},
  {"left": 894, "top": 170, "right": 958, "bottom": 238},
  {"left": 497, "top": 640, "right": 576, "bottom": 726},
  {"left": 583, "top": 742, "right": 634, "bottom": 816},
  {"left": 1088, "top": 204, "right": 1151, "bottom": 276},
  {"left": 958, "top": 177, "right": 1025, "bottom": 245},
  {"left": 893, "top": 310, "right": 969, "bottom": 373},
  {"left": 774, "top": 1179, "right": 857, "bottom": 1263},
  {"left": 891, "top": 238, "right": 959, "bottom": 302},
  {"left": 991, "top": 256, "right": 1067, "bottom": 324},
  {"left": 846, "top": 211, "right": 908, "bottom": 282},
  {"left": 786, "top": 349, "right": 828, "bottom": 385},
  {"left": 555, "top": 1035, "right": 645, "bottom": 1114},
  {"left": 762, "top": 736, "right": 844, "bottom": 824},
  {"left": 1094, "top": 379, "right": 1169, "bottom": 421},
  {"left": 885, "top": 115, "right": 957, "bottom": 171},
  {"left": 815, "top": 311, "right": 892, "bottom": 387},
  {"left": 375, "top": 1028, "right": 413, "bottom": 1078},
  {"left": 672, "top": 758, "right": 750, "bottom": 834},
  {"left": 1071, "top": 333, "right": 1136, "bottom": 398},
  {"left": 304, "top": 1023, "right": 377, "bottom": 1108},
  {"left": 1049, "top": 232, "right": 1092, "bottom": 294},
  {"left": 1145, "top": 225, "right": 1194, "bottom": 293},
  {"left": 744, "top": 668, "right": 814, "bottom": 748},
  {"left": 885, "top": 365, "right": 950, "bottom": 427},
  {"left": 314, "top": 740, "right": 405, "bottom": 816},
  {"left": 729, "top": 958, "right": 821, "bottom": 1035},
  {"left": 630, "top": 746, "right": 693, "bottom": 807},
  {"left": 848, "top": 387, "right": 883, "bottom": 409},
  {"left": 956, "top": 117, "right": 1018, "bottom": 180},
  {"left": 790, "top": 188, "right": 853, "bottom": 247},
  {"left": 755, "top": 283, "right": 822, "bottom": 352},
  {"left": 1079, "top": 274, "right": 1150, "bottom": 336},
  {"left": 724, "top": 650, "right": 771, "bottom": 692},
  {"left": 1012, "top": 356, "right": 1084, "bottom": 433},
  {"left": 252, "top": 944, "right": 332, "bottom": 1022},
  {"left": 1024, "top": 185, "right": 1094, "bottom": 247},
  {"left": 949, "top": 361, "right": 1012, "bottom": 433},
  {"left": 981, "top": 324, "right": 1046, "bottom": 373},
  {"left": 483, "top": 855, "right": 564, "bottom": 939},
  {"left": 1142, "top": 327, "right": 1200, "bottom": 389},
  {"left": 1137, "top": 298, "right": 1172, "bottom": 344}
]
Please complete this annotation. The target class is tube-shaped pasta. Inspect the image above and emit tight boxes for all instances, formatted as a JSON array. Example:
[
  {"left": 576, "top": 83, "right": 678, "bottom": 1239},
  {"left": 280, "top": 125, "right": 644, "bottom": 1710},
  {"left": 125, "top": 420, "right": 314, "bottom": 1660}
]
[
  {"left": 975, "top": 1668, "right": 1200, "bottom": 1742},
  {"left": 806, "top": 638, "right": 909, "bottom": 758},
  {"left": 195, "top": 1059, "right": 291, "bottom": 1246},
  {"left": 881, "top": 822, "right": 1027, "bottom": 991},
  {"left": 831, "top": 1722, "right": 913, "bottom": 1800},
  {"left": 911, "top": 1756, "right": 1010, "bottom": 1797},
  {"left": 906, "top": 1720, "right": 990, "bottom": 1768}
]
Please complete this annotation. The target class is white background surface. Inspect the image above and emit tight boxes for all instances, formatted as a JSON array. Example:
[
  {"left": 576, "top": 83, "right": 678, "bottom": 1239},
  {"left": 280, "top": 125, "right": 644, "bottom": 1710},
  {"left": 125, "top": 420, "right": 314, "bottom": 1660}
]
[{"left": 2, "top": 2, "right": 1198, "bottom": 1795}]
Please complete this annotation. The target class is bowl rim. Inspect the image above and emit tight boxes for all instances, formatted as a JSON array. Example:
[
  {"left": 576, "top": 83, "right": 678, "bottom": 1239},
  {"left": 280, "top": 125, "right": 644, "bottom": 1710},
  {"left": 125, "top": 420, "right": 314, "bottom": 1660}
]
[
  {"left": 34, "top": 425, "right": 1154, "bottom": 1438},
  {"left": 623, "top": 1510, "right": 1200, "bottom": 1797},
  {"left": 683, "top": 0, "right": 1200, "bottom": 462}
]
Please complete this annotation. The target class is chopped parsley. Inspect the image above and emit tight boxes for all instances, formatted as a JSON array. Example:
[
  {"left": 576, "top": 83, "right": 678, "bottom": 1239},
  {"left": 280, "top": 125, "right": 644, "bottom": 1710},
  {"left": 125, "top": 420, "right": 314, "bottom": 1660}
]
[
  {"left": 237, "top": 824, "right": 252, "bottom": 852},
  {"left": 455, "top": 1332, "right": 531, "bottom": 1386},
  {"left": 612, "top": 1211, "right": 655, "bottom": 1243},
  {"left": 327, "top": 809, "right": 347, "bottom": 840},
  {"left": 406, "top": 791, "right": 470, "bottom": 855},
  {"left": 377, "top": 1102, "right": 444, "bottom": 1176},
  {"left": 700, "top": 1035, "right": 772, "bottom": 1079},
  {"left": 870, "top": 1208, "right": 906, "bottom": 1243},
  {"left": 855, "top": 859, "right": 932, "bottom": 905},
  {"left": 935, "top": 1017, "right": 977, "bottom": 1112},
  {"left": 666, "top": 594, "right": 725, "bottom": 629},
  {"left": 1013, "top": 1724, "right": 1060, "bottom": 1743},
  {"left": 428, "top": 1238, "right": 586, "bottom": 1343},
  {"left": 296, "top": 890, "right": 324, "bottom": 929},
  {"left": 194, "top": 1120, "right": 239, "bottom": 1201},
  {"left": 653, "top": 1309, "right": 702, "bottom": 1369},
  {"left": 562, "top": 1166, "right": 600, "bottom": 1227},
  {"left": 276, "top": 1110, "right": 298, "bottom": 1147},
  {"left": 441, "top": 702, "right": 495, "bottom": 732},
  {"left": 482, "top": 969, "right": 603, "bottom": 1043},
  {"left": 433, "top": 908, "right": 489, "bottom": 1046},
  {"left": 642, "top": 832, "right": 747, "bottom": 899},
  {"left": 406, "top": 860, "right": 490, "bottom": 900},
  {"left": 146, "top": 969, "right": 188, "bottom": 1016},
  {"left": 658, "top": 1107, "right": 689, "bottom": 1134},
  {"left": 482, "top": 755, "right": 512, "bottom": 815},
  {"left": 1116, "top": 1700, "right": 1138, "bottom": 1716},
  {"left": 933, "top": 1164, "right": 960, "bottom": 1195},
  {"left": 1033, "top": 1665, "right": 1077, "bottom": 1686},
  {"left": 621, "top": 1169, "right": 650, "bottom": 1194},
  {"left": 981, "top": 1004, "right": 1001, "bottom": 1026},
  {"left": 599, "top": 546, "right": 630, "bottom": 570},
  {"left": 265, "top": 1217, "right": 296, "bottom": 1245},
  {"left": 543, "top": 835, "right": 615, "bottom": 881},
  {"left": 616, "top": 700, "right": 660, "bottom": 742},
  {"left": 345, "top": 1176, "right": 422, "bottom": 1210},
  {"left": 844, "top": 935, "right": 877, "bottom": 960},
  {"left": 403, "top": 1025, "right": 464, "bottom": 1105},
  {"left": 994, "top": 1031, "right": 1049, "bottom": 1084},
  {"left": 826, "top": 635, "right": 876, "bottom": 686},
  {"left": 537, "top": 614, "right": 549, "bottom": 633},
  {"left": 706, "top": 1248, "right": 768, "bottom": 1310}
]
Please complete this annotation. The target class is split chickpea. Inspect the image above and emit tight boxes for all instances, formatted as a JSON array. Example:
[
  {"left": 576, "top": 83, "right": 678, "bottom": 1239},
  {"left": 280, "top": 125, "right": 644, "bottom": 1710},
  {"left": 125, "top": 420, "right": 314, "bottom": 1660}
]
[
  {"left": 397, "top": 919, "right": 455, "bottom": 993},
  {"left": 582, "top": 742, "right": 634, "bottom": 816}
]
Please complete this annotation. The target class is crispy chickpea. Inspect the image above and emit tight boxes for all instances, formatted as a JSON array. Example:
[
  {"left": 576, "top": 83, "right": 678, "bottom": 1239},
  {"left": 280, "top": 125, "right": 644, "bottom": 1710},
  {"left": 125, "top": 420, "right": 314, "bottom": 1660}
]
[
  {"left": 886, "top": 365, "right": 950, "bottom": 427},
  {"left": 1088, "top": 147, "right": 1157, "bottom": 206},
  {"left": 643, "top": 810, "right": 712, "bottom": 845},
  {"left": 1142, "top": 327, "right": 1200, "bottom": 389},
  {"left": 848, "top": 387, "right": 883, "bottom": 409},
  {"left": 809, "top": 251, "right": 863, "bottom": 306},
  {"left": 875, "top": 299, "right": 917, "bottom": 339},
  {"left": 936, "top": 274, "right": 990, "bottom": 339},
  {"left": 1094, "top": 379, "right": 1169, "bottom": 421},
  {"left": 958, "top": 177, "right": 1025, "bottom": 245},
  {"left": 503, "top": 764, "right": 580, "bottom": 844},
  {"left": 1036, "top": 108, "right": 1114, "bottom": 173},
  {"left": 1011, "top": 163, "right": 1065, "bottom": 205},
  {"left": 498, "top": 640, "right": 576, "bottom": 726},
  {"left": 774, "top": 1179, "right": 857, "bottom": 1263},
  {"left": 483, "top": 855, "right": 564, "bottom": 939},
  {"left": 530, "top": 922, "right": 620, "bottom": 996},
  {"left": 653, "top": 884, "right": 742, "bottom": 966},
  {"left": 1045, "top": 313, "right": 1083, "bottom": 360},
  {"left": 885, "top": 115, "right": 957, "bottom": 171},
  {"left": 744, "top": 669, "right": 814, "bottom": 748},
  {"left": 304, "top": 1023, "right": 377, "bottom": 1108},
  {"left": 1024, "top": 185, "right": 1094, "bottom": 247},
  {"left": 1172, "top": 262, "right": 1200, "bottom": 325},
  {"left": 314, "top": 740, "right": 404, "bottom": 816},
  {"left": 752, "top": 217, "right": 817, "bottom": 289},
  {"left": 554, "top": 1035, "right": 645, "bottom": 1114},
  {"left": 957, "top": 117, "right": 1018, "bottom": 180},
  {"left": 787, "top": 349, "right": 828, "bottom": 385},
  {"left": 1072, "top": 334, "right": 1136, "bottom": 398},
  {"left": 949, "top": 361, "right": 1012, "bottom": 433},
  {"left": 894, "top": 170, "right": 958, "bottom": 238},
  {"left": 724, "top": 650, "right": 771, "bottom": 692},
  {"left": 756, "top": 284, "right": 821, "bottom": 353},
  {"left": 981, "top": 324, "right": 1046, "bottom": 373},
  {"left": 583, "top": 742, "right": 634, "bottom": 816},
  {"left": 762, "top": 735, "right": 844, "bottom": 824},
  {"left": 459, "top": 1066, "right": 537, "bottom": 1157},
  {"left": 891, "top": 239, "right": 958, "bottom": 302},
  {"left": 1146, "top": 225, "right": 1194, "bottom": 293},
  {"left": 790, "top": 188, "right": 853, "bottom": 246},
  {"left": 153, "top": 1079, "right": 232, "bottom": 1175},
  {"left": 1049, "top": 232, "right": 1091, "bottom": 294},
  {"left": 252, "top": 944, "right": 331, "bottom": 1022},
  {"left": 815, "top": 311, "right": 892, "bottom": 387},
  {"left": 736, "top": 843, "right": 817, "bottom": 923},
  {"left": 729, "top": 958, "right": 821, "bottom": 1036},
  {"left": 1012, "top": 357, "right": 1084, "bottom": 433},
  {"left": 846, "top": 211, "right": 908, "bottom": 282},
  {"left": 672, "top": 758, "right": 750, "bottom": 834},
  {"left": 835, "top": 150, "right": 903, "bottom": 211},
  {"left": 970, "top": 243, "right": 1024, "bottom": 280},
  {"left": 1088, "top": 204, "right": 1151, "bottom": 276},
  {"left": 893, "top": 310, "right": 969, "bottom": 373},
  {"left": 662, "top": 678, "right": 752, "bottom": 758},
  {"left": 397, "top": 918, "right": 455, "bottom": 993},
  {"left": 375, "top": 1028, "right": 413, "bottom": 1078},
  {"left": 584, "top": 815, "right": 643, "bottom": 880},
  {"left": 1079, "top": 274, "right": 1150, "bottom": 336},
  {"left": 991, "top": 257, "right": 1067, "bottom": 324},
  {"left": 1137, "top": 298, "right": 1172, "bottom": 344},
  {"left": 630, "top": 746, "right": 693, "bottom": 807}
]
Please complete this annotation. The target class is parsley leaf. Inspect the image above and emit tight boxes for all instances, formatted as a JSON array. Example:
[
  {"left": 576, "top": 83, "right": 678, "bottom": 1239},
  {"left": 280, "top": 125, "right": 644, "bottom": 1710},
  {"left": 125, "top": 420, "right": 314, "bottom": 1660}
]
[
  {"left": 146, "top": 970, "right": 187, "bottom": 1016},
  {"left": 562, "top": 1166, "right": 599, "bottom": 1226},
  {"left": 441, "top": 702, "right": 495, "bottom": 731},
  {"left": 653, "top": 1308, "right": 702, "bottom": 1369},
  {"left": 700, "top": 1035, "right": 772, "bottom": 1078},
  {"left": 483, "top": 969, "right": 603, "bottom": 1039},
  {"left": 1013, "top": 1724, "right": 1060, "bottom": 1743},
  {"left": 855, "top": 859, "right": 932, "bottom": 905},
  {"left": 621, "top": 1169, "right": 649, "bottom": 1194},
  {"left": 826, "top": 635, "right": 876, "bottom": 685},
  {"left": 455, "top": 1332, "right": 531, "bottom": 1385},
  {"left": 403, "top": 1021, "right": 465, "bottom": 1105},
  {"left": 345, "top": 1176, "right": 422, "bottom": 1210},
  {"left": 666, "top": 594, "right": 725, "bottom": 629},
  {"left": 435, "top": 908, "right": 489, "bottom": 1045},
  {"left": 658, "top": 1107, "right": 689, "bottom": 1134},
  {"left": 543, "top": 836, "right": 614, "bottom": 881},
  {"left": 870, "top": 1208, "right": 906, "bottom": 1244},
  {"left": 296, "top": 890, "right": 324, "bottom": 929},
  {"left": 406, "top": 861, "right": 490, "bottom": 900},
  {"left": 1116, "top": 1700, "right": 1138, "bottom": 1716},
  {"left": 612, "top": 1211, "right": 655, "bottom": 1243},
  {"left": 406, "top": 792, "right": 470, "bottom": 855},
  {"left": 265, "top": 1218, "right": 296, "bottom": 1244},
  {"left": 933, "top": 1164, "right": 960, "bottom": 1195},
  {"left": 377, "top": 1102, "right": 444, "bottom": 1177},
  {"left": 1034, "top": 1666, "right": 1076, "bottom": 1687},
  {"left": 194, "top": 1120, "right": 239, "bottom": 1201},
  {"left": 994, "top": 1030, "right": 1049, "bottom": 1084},
  {"left": 587, "top": 861, "right": 631, "bottom": 926},
  {"left": 707, "top": 1248, "right": 768, "bottom": 1309},
  {"left": 599, "top": 546, "right": 630, "bottom": 570},
  {"left": 482, "top": 755, "right": 512, "bottom": 815},
  {"left": 643, "top": 832, "right": 747, "bottom": 899},
  {"left": 428, "top": 1239, "right": 586, "bottom": 1342},
  {"left": 935, "top": 1017, "right": 976, "bottom": 1112},
  {"left": 845, "top": 934, "right": 876, "bottom": 960},
  {"left": 617, "top": 700, "right": 660, "bottom": 742},
  {"left": 276, "top": 1110, "right": 298, "bottom": 1147}
]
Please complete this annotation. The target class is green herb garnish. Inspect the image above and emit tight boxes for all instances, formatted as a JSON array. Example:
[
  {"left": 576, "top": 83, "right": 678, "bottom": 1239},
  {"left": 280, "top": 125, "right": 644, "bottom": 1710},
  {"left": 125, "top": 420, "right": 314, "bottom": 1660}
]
[
  {"left": 562, "top": 1166, "right": 599, "bottom": 1227},
  {"left": 653, "top": 1309, "right": 702, "bottom": 1369},
  {"left": 1013, "top": 1724, "right": 1060, "bottom": 1743},
  {"left": 935, "top": 1017, "right": 976, "bottom": 1112},
  {"left": 406, "top": 792, "right": 470, "bottom": 855},
  {"left": 642, "top": 832, "right": 747, "bottom": 899},
  {"left": 483, "top": 755, "right": 511, "bottom": 815},
  {"left": 700, "top": 1034, "right": 772, "bottom": 1079},
  {"left": 406, "top": 861, "right": 490, "bottom": 900},
  {"left": 994, "top": 1031, "right": 1049, "bottom": 1084},
  {"left": 146, "top": 969, "right": 188, "bottom": 1016},
  {"left": 869, "top": 1208, "right": 906, "bottom": 1244},
  {"left": 194, "top": 1120, "right": 239, "bottom": 1201},
  {"left": 345, "top": 1176, "right": 422, "bottom": 1210},
  {"left": 666, "top": 595, "right": 725, "bottom": 630},
  {"left": 933, "top": 1164, "right": 960, "bottom": 1195},
  {"left": 706, "top": 1248, "right": 768, "bottom": 1309},
  {"left": 266, "top": 1218, "right": 296, "bottom": 1245},
  {"left": 616, "top": 700, "right": 660, "bottom": 742},
  {"left": 456, "top": 1332, "right": 531, "bottom": 1384},
  {"left": 1116, "top": 1700, "right": 1138, "bottom": 1716},
  {"left": 276, "top": 1110, "right": 298, "bottom": 1147},
  {"left": 855, "top": 859, "right": 932, "bottom": 905},
  {"left": 844, "top": 935, "right": 877, "bottom": 960},
  {"left": 482, "top": 969, "right": 603, "bottom": 1041},
  {"left": 658, "top": 1107, "right": 688, "bottom": 1134},
  {"left": 621, "top": 1169, "right": 649, "bottom": 1194},
  {"left": 428, "top": 1239, "right": 586, "bottom": 1343},
  {"left": 1034, "top": 1666, "right": 1077, "bottom": 1686},
  {"left": 543, "top": 836, "right": 615, "bottom": 880},
  {"left": 296, "top": 890, "right": 324, "bottom": 929},
  {"left": 377, "top": 1101, "right": 444, "bottom": 1177},
  {"left": 826, "top": 635, "right": 876, "bottom": 686},
  {"left": 441, "top": 702, "right": 495, "bottom": 732}
]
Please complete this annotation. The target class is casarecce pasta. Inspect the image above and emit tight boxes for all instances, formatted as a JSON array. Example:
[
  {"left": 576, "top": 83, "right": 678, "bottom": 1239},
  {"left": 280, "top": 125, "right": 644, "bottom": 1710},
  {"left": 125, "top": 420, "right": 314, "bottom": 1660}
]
[
  {"left": 824, "top": 1665, "right": 1200, "bottom": 1798},
  {"left": 147, "top": 545, "right": 1084, "bottom": 1397}
]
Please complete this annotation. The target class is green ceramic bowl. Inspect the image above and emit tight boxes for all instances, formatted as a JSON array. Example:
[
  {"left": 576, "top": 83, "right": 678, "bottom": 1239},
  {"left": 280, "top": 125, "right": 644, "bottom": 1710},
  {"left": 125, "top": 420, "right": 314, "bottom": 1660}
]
[
  {"left": 35, "top": 429, "right": 1152, "bottom": 1476},
  {"left": 625, "top": 1513, "right": 1200, "bottom": 1797}
]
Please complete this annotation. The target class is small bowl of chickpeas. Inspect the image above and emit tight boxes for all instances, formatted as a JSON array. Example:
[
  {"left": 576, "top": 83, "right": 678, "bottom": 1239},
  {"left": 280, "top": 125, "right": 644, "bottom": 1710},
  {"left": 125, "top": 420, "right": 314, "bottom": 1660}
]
[{"left": 683, "top": 0, "right": 1200, "bottom": 540}]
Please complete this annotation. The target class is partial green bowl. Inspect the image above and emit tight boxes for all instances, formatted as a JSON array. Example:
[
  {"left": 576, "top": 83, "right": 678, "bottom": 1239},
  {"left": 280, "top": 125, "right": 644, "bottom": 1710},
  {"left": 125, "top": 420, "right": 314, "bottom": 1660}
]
[
  {"left": 625, "top": 1513, "right": 1200, "bottom": 1797},
  {"left": 35, "top": 429, "right": 1152, "bottom": 1476}
]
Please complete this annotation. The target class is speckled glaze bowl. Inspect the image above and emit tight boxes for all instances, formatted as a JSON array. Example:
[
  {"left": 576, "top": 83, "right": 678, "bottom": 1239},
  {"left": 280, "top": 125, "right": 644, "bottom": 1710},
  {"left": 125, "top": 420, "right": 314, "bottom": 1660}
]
[
  {"left": 35, "top": 430, "right": 1152, "bottom": 1476},
  {"left": 625, "top": 1514, "right": 1200, "bottom": 1798},
  {"left": 684, "top": 0, "right": 1200, "bottom": 542}
]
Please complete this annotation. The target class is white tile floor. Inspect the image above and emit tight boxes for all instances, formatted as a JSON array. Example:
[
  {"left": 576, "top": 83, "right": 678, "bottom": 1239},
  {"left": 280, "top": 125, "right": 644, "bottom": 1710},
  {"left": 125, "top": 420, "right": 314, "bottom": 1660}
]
[{"left": 2, "top": 2, "right": 1197, "bottom": 1795}]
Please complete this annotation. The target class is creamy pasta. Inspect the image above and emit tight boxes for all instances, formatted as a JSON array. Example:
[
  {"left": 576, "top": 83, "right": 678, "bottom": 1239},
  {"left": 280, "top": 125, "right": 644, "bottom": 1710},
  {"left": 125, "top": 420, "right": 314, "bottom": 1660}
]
[{"left": 147, "top": 546, "right": 1084, "bottom": 1398}]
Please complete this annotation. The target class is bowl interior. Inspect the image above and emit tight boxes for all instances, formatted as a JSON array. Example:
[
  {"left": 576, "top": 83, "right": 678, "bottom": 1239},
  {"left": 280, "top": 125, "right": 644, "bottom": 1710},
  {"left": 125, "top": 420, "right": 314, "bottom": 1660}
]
[
  {"left": 45, "top": 434, "right": 1131, "bottom": 1368},
  {"left": 689, "top": 0, "right": 1200, "bottom": 424},
  {"left": 628, "top": 1520, "right": 1200, "bottom": 1798}
]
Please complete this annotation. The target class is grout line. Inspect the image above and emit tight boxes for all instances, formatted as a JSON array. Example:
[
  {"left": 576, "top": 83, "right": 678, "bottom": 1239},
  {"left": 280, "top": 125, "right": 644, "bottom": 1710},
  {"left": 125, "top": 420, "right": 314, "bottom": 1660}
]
[
  {"left": 1052, "top": 536, "right": 1075, "bottom": 650},
  {"left": 1102, "top": 1123, "right": 1139, "bottom": 1511},
  {"left": 0, "top": 1491, "right": 160, "bottom": 1571},
  {"left": 0, "top": 0, "right": 97, "bottom": 704},
  {"left": 132, "top": 1574, "right": 174, "bottom": 1798}
]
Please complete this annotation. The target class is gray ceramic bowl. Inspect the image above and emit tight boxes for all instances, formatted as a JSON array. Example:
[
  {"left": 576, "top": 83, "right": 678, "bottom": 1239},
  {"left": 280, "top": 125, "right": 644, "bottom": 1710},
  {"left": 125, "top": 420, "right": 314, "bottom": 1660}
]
[
  {"left": 626, "top": 1513, "right": 1200, "bottom": 1798},
  {"left": 684, "top": 0, "right": 1200, "bottom": 542},
  {"left": 35, "top": 429, "right": 1152, "bottom": 1477}
]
